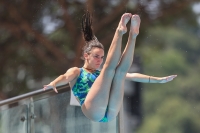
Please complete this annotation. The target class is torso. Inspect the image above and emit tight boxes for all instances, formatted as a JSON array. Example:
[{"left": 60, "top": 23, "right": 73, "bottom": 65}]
[{"left": 70, "top": 68, "right": 100, "bottom": 105}]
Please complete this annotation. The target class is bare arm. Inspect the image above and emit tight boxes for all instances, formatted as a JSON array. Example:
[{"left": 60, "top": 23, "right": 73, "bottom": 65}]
[
  {"left": 43, "top": 67, "right": 80, "bottom": 93},
  {"left": 126, "top": 73, "right": 177, "bottom": 83}
]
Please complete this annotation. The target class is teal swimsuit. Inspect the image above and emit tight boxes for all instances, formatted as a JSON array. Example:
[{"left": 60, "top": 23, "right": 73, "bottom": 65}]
[{"left": 72, "top": 68, "right": 108, "bottom": 122}]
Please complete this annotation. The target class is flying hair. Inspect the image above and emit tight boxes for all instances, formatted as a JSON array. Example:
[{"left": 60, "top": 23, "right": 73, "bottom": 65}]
[
  {"left": 81, "top": 11, "right": 94, "bottom": 42},
  {"left": 81, "top": 11, "right": 104, "bottom": 60}
]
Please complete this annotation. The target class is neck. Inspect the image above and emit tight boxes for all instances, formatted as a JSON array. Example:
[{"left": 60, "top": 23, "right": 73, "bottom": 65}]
[{"left": 83, "top": 66, "right": 96, "bottom": 72}]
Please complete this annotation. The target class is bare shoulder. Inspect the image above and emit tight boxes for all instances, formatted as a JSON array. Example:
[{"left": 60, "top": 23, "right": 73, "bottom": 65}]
[
  {"left": 65, "top": 67, "right": 80, "bottom": 86},
  {"left": 66, "top": 67, "right": 80, "bottom": 76}
]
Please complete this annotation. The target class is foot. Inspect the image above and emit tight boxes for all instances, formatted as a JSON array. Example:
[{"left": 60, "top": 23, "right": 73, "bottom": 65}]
[
  {"left": 118, "top": 13, "right": 132, "bottom": 34},
  {"left": 130, "top": 14, "right": 141, "bottom": 38}
]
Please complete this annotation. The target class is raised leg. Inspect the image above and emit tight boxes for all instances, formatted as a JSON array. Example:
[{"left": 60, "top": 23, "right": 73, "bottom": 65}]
[
  {"left": 81, "top": 13, "right": 132, "bottom": 121},
  {"left": 106, "top": 15, "right": 141, "bottom": 121}
]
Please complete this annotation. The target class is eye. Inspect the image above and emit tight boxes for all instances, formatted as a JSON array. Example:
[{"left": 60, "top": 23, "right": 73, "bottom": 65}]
[
  {"left": 92, "top": 54, "right": 104, "bottom": 59},
  {"left": 94, "top": 55, "right": 99, "bottom": 59}
]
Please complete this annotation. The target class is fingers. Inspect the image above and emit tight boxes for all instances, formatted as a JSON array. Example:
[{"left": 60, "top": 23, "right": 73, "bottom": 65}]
[
  {"left": 166, "top": 75, "right": 177, "bottom": 82},
  {"left": 171, "top": 75, "right": 177, "bottom": 78},
  {"left": 160, "top": 75, "right": 177, "bottom": 83},
  {"left": 53, "top": 86, "right": 58, "bottom": 93},
  {"left": 169, "top": 75, "right": 177, "bottom": 80},
  {"left": 43, "top": 85, "right": 58, "bottom": 93},
  {"left": 54, "top": 88, "right": 58, "bottom": 93},
  {"left": 43, "top": 85, "right": 48, "bottom": 91}
]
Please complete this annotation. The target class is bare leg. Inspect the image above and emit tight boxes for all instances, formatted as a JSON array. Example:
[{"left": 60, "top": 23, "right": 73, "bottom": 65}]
[
  {"left": 106, "top": 15, "right": 141, "bottom": 121},
  {"left": 81, "top": 13, "right": 132, "bottom": 121}
]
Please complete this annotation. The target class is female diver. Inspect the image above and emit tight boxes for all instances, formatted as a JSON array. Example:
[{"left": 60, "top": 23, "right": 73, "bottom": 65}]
[{"left": 43, "top": 11, "right": 177, "bottom": 122}]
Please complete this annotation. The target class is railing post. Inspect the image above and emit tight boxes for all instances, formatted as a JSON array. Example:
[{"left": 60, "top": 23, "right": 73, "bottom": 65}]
[
  {"left": 117, "top": 104, "right": 124, "bottom": 133},
  {"left": 29, "top": 97, "right": 35, "bottom": 133}
]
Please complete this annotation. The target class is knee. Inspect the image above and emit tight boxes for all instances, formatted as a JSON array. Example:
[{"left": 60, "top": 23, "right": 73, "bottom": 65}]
[{"left": 81, "top": 104, "right": 106, "bottom": 122}]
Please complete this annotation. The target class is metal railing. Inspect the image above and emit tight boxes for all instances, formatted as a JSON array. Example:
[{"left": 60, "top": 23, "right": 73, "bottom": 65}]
[
  {"left": 0, "top": 84, "right": 70, "bottom": 107},
  {"left": 0, "top": 84, "right": 124, "bottom": 133}
]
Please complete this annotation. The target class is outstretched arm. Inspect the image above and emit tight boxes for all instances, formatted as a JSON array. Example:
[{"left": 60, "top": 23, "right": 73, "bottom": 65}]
[
  {"left": 43, "top": 67, "right": 80, "bottom": 93},
  {"left": 126, "top": 73, "right": 177, "bottom": 83}
]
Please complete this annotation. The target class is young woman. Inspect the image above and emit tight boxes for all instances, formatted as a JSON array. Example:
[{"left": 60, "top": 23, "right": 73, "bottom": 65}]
[{"left": 43, "top": 11, "right": 177, "bottom": 122}]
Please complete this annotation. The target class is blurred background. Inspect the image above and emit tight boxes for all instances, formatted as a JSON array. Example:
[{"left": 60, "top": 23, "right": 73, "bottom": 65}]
[{"left": 0, "top": 0, "right": 200, "bottom": 133}]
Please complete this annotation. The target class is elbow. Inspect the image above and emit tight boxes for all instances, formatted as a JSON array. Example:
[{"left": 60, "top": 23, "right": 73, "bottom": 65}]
[
  {"left": 126, "top": 73, "right": 137, "bottom": 81},
  {"left": 59, "top": 75, "right": 67, "bottom": 81}
]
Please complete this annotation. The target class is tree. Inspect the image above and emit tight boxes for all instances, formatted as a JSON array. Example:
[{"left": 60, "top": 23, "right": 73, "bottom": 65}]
[{"left": 0, "top": 0, "right": 199, "bottom": 102}]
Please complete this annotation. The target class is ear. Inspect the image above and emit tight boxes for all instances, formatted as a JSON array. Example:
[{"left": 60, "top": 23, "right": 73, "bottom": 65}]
[{"left": 83, "top": 53, "right": 89, "bottom": 60}]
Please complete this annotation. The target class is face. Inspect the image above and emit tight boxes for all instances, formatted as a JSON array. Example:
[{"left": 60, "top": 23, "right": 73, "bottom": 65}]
[{"left": 84, "top": 47, "right": 104, "bottom": 69}]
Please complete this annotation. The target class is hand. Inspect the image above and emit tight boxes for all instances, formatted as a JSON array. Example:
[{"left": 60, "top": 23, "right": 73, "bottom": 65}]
[
  {"left": 43, "top": 82, "right": 58, "bottom": 93},
  {"left": 159, "top": 75, "right": 177, "bottom": 83}
]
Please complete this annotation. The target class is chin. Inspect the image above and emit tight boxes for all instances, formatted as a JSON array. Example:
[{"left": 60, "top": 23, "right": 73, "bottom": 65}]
[
  {"left": 96, "top": 65, "right": 101, "bottom": 69},
  {"left": 94, "top": 67, "right": 98, "bottom": 70}
]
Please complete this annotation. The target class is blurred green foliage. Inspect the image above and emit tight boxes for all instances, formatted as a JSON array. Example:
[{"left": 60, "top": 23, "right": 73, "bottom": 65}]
[{"left": 136, "top": 25, "right": 200, "bottom": 133}]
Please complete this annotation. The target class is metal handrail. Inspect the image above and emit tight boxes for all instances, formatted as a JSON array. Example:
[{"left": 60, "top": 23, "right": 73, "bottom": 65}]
[
  {"left": 0, "top": 83, "right": 124, "bottom": 133},
  {"left": 0, "top": 84, "right": 70, "bottom": 106}
]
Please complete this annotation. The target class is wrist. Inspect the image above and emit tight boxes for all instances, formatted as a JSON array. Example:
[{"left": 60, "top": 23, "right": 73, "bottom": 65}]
[
  {"left": 50, "top": 82, "right": 56, "bottom": 86},
  {"left": 158, "top": 77, "right": 163, "bottom": 83}
]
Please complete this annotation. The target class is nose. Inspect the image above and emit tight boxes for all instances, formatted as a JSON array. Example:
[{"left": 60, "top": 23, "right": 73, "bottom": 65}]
[
  {"left": 99, "top": 57, "right": 103, "bottom": 61},
  {"left": 96, "top": 58, "right": 102, "bottom": 64}
]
